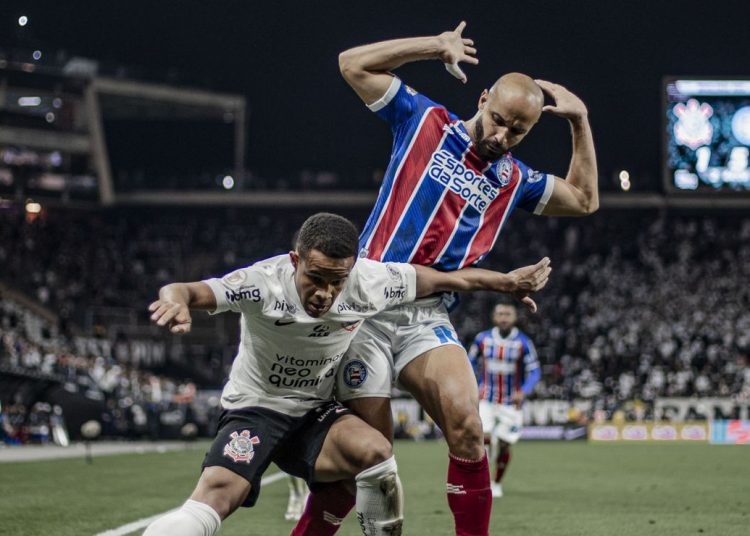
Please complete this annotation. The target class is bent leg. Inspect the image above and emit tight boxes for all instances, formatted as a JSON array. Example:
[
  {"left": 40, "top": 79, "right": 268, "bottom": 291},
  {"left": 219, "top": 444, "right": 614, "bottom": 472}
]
[
  {"left": 399, "top": 345, "right": 490, "bottom": 536},
  {"left": 315, "top": 415, "right": 403, "bottom": 536},
  {"left": 143, "top": 466, "right": 249, "bottom": 535},
  {"left": 399, "top": 345, "right": 483, "bottom": 459}
]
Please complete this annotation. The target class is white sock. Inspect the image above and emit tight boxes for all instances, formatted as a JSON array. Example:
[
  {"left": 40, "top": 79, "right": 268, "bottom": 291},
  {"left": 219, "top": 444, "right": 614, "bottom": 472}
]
[
  {"left": 143, "top": 499, "right": 221, "bottom": 536},
  {"left": 355, "top": 456, "right": 404, "bottom": 536}
]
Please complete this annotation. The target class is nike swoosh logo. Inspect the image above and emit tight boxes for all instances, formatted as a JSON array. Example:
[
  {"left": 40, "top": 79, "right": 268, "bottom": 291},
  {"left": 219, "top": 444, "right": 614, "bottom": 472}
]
[{"left": 274, "top": 319, "right": 295, "bottom": 326}]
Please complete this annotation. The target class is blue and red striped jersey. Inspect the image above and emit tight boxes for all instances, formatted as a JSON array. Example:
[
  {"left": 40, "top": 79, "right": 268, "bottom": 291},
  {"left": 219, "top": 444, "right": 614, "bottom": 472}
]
[
  {"left": 359, "top": 77, "right": 555, "bottom": 270},
  {"left": 468, "top": 327, "right": 541, "bottom": 405}
]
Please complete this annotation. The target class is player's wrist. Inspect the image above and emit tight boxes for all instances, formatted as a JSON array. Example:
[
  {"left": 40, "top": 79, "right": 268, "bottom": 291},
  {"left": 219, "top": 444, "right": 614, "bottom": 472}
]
[
  {"left": 568, "top": 110, "right": 589, "bottom": 126},
  {"left": 505, "top": 272, "right": 521, "bottom": 292},
  {"left": 433, "top": 33, "right": 454, "bottom": 61}
]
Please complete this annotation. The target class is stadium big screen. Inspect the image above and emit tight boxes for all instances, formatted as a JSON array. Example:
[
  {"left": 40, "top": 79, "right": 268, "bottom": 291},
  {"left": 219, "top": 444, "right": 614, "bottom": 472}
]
[{"left": 664, "top": 78, "right": 750, "bottom": 193}]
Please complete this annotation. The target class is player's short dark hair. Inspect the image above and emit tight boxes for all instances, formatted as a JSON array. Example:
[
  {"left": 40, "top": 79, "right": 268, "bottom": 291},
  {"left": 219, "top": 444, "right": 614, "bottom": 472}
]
[
  {"left": 296, "top": 213, "right": 359, "bottom": 260},
  {"left": 494, "top": 298, "right": 516, "bottom": 310}
]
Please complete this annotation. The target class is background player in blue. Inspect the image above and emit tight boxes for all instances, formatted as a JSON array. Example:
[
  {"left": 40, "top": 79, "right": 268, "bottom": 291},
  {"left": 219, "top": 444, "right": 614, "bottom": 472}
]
[
  {"left": 294, "top": 22, "right": 598, "bottom": 536},
  {"left": 468, "top": 302, "right": 541, "bottom": 499}
]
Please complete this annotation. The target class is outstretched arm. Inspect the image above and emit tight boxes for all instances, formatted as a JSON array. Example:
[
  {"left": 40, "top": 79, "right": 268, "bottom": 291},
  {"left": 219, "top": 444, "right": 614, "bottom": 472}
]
[
  {"left": 148, "top": 282, "right": 216, "bottom": 334},
  {"left": 339, "top": 21, "right": 478, "bottom": 104},
  {"left": 535, "top": 80, "right": 599, "bottom": 217},
  {"left": 413, "top": 257, "right": 552, "bottom": 312}
]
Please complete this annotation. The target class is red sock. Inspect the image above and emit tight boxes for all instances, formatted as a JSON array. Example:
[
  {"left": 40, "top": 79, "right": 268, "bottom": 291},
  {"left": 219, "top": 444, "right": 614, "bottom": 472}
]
[
  {"left": 447, "top": 453, "right": 491, "bottom": 536},
  {"left": 290, "top": 482, "right": 355, "bottom": 536},
  {"left": 494, "top": 449, "right": 511, "bottom": 483}
]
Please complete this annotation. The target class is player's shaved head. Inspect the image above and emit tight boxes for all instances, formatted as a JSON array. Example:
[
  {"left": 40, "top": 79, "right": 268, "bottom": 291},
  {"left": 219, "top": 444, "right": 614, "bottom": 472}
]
[
  {"left": 469, "top": 72, "right": 544, "bottom": 159},
  {"left": 488, "top": 73, "right": 544, "bottom": 122}
]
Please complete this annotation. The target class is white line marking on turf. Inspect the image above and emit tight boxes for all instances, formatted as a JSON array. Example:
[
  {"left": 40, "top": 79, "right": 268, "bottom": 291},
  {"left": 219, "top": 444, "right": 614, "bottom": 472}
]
[{"left": 94, "top": 471, "right": 287, "bottom": 536}]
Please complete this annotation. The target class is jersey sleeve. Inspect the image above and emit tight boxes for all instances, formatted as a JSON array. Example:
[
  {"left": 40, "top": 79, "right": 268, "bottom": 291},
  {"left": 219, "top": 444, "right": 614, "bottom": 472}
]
[
  {"left": 513, "top": 158, "right": 556, "bottom": 215},
  {"left": 467, "top": 334, "right": 483, "bottom": 380},
  {"left": 520, "top": 337, "right": 541, "bottom": 395},
  {"left": 367, "top": 76, "right": 442, "bottom": 130},
  {"left": 202, "top": 266, "right": 266, "bottom": 316},
  {"left": 356, "top": 260, "right": 417, "bottom": 311}
]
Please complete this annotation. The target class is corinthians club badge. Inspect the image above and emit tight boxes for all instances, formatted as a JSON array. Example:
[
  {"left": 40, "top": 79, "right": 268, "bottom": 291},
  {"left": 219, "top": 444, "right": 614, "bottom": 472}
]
[{"left": 224, "top": 429, "right": 260, "bottom": 463}]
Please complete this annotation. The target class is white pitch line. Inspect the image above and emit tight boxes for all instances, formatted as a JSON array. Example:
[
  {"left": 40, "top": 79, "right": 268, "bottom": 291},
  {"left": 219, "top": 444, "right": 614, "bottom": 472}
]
[{"left": 94, "top": 471, "right": 287, "bottom": 536}]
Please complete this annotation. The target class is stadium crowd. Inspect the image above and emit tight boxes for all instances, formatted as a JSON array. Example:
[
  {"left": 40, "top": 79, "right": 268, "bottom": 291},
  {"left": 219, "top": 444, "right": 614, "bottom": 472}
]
[
  {"left": 1, "top": 206, "right": 749, "bottom": 432},
  {"left": 0, "top": 297, "right": 202, "bottom": 443}
]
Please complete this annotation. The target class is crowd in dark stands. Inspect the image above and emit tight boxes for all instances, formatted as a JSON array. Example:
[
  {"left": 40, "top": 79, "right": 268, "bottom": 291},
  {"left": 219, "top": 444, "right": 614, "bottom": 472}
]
[
  {"left": 0, "top": 297, "right": 204, "bottom": 444},
  {"left": 1, "top": 205, "right": 749, "bottom": 433}
]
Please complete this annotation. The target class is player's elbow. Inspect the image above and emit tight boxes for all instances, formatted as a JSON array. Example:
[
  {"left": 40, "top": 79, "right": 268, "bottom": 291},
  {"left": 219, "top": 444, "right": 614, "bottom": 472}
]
[
  {"left": 338, "top": 50, "right": 367, "bottom": 83},
  {"left": 338, "top": 51, "right": 356, "bottom": 77},
  {"left": 580, "top": 196, "right": 599, "bottom": 216},
  {"left": 571, "top": 188, "right": 599, "bottom": 216}
]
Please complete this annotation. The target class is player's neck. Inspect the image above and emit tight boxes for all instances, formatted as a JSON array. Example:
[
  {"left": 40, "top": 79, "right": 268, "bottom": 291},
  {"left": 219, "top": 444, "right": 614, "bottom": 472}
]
[{"left": 462, "top": 116, "right": 480, "bottom": 143}]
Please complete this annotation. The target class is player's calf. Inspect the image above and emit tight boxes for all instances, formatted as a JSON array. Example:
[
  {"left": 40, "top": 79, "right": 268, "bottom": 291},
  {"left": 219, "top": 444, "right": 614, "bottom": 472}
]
[
  {"left": 299, "top": 416, "right": 404, "bottom": 536},
  {"left": 356, "top": 456, "right": 404, "bottom": 536}
]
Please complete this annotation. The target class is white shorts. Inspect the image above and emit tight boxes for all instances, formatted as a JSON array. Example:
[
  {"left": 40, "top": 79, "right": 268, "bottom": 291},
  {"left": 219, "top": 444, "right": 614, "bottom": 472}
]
[
  {"left": 479, "top": 401, "right": 523, "bottom": 444},
  {"left": 336, "top": 297, "right": 462, "bottom": 401}
]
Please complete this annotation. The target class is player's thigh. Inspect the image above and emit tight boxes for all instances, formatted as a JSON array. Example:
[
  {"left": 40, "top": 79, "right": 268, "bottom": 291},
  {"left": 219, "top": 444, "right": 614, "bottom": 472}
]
[
  {"left": 399, "top": 344, "right": 480, "bottom": 433},
  {"left": 200, "top": 407, "right": 290, "bottom": 511},
  {"left": 494, "top": 406, "right": 522, "bottom": 445},
  {"left": 313, "top": 414, "right": 392, "bottom": 482},
  {"left": 337, "top": 316, "right": 396, "bottom": 440},
  {"left": 337, "top": 316, "right": 395, "bottom": 402},
  {"left": 478, "top": 400, "right": 496, "bottom": 436},
  {"left": 346, "top": 396, "right": 394, "bottom": 442}
]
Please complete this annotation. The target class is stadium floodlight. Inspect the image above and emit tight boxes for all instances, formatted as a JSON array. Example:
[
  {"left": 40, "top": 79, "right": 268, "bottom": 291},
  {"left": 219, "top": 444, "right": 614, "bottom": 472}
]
[
  {"left": 18, "top": 96, "right": 42, "bottom": 107},
  {"left": 32, "top": 50, "right": 42, "bottom": 61},
  {"left": 18, "top": 15, "right": 28, "bottom": 26},
  {"left": 25, "top": 201, "right": 42, "bottom": 214},
  {"left": 222, "top": 175, "right": 235, "bottom": 189}
]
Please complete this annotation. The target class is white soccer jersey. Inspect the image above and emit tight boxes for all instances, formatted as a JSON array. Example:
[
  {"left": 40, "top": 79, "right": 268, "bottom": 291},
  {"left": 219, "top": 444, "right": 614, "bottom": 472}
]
[{"left": 203, "top": 254, "right": 416, "bottom": 416}]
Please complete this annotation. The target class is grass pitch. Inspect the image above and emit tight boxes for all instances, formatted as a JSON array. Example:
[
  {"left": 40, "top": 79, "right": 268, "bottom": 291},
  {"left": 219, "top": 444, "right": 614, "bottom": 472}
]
[{"left": 1, "top": 440, "right": 748, "bottom": 535}]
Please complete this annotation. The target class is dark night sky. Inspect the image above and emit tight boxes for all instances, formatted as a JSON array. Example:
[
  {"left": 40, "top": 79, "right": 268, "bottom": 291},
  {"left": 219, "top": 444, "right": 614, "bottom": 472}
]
[{"left": 1, "top": 0, "right": 747, "bottom": 192}]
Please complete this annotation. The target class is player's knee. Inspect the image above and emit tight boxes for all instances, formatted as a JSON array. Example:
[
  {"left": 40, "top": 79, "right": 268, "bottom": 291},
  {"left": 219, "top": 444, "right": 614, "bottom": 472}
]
[
  {"left": 357, "top": 432, "right": 393, "bottom": 472},
  {"left": 446, "top": 410, "right": 484, "bottom": 459}
]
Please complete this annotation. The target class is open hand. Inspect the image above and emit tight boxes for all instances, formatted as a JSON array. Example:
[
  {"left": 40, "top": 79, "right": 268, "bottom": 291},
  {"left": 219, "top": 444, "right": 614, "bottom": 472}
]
[
  {"left": 148, "top": 299, "right": 193, "bottom": 334},
  {"left": 535, "top": 80, "right": 588, "bottom": 120},
  {"left": 438, "top": 21, "right": 478, "bottom": 83},
  {"left": 508, "top": 257, "right": 552, "bottom": 313}
]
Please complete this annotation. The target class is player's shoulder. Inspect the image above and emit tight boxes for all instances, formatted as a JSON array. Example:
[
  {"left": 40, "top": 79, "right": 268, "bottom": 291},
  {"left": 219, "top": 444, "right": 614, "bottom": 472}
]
[
  {"left": 514, "top": 328, "right": 533, "bottom": 342},
  {"left": 476, "top": 328, "right": 493, "bottom": 340},
  {"left": 352, "top": 257, "right": 408, "bottom": 276},
  {"left": 509, "top": 154, "right": 547, "bottom": 184},
  {"left": 394, "top": 77, "right": 453, "bottom": 116}
]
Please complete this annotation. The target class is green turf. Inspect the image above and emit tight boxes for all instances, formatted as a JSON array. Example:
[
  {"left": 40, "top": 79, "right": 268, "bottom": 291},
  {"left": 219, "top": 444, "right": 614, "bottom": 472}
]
[{"left": 1, "top": 441, "right": 748, "bottom": 535}]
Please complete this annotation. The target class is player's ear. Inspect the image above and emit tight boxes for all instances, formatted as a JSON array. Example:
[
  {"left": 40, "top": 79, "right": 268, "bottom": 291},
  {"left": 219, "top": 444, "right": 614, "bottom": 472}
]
[
  {"left": 478, "top": 89, "right": 489, "bottom": 110},
  {"left": 289, "top": 250, "right": 299, "bottom": 269}
]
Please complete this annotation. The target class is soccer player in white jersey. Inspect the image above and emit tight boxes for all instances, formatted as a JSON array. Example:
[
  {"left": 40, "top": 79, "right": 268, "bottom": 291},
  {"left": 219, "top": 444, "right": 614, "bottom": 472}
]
[
  {"left": 296, "top": 22, "right": 598, "bottom": 536},
  {"left": 142, "top": 213, "right": 551, "bottom": 536},
  {"left": 285, "top": 475, "right": 309, "bottom": 521},
  {"left": 468, "top": 302, "right": 541, "bottom": 498}
]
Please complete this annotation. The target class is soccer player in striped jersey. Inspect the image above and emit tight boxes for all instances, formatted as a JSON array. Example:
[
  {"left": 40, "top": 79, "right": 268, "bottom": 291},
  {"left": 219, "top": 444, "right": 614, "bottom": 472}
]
[
  {"left": 468, "top": 302, "right": 541, "bottom": 498},
  {"left": 295, "top": 22, "right": 597, "bottom": 536}
]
